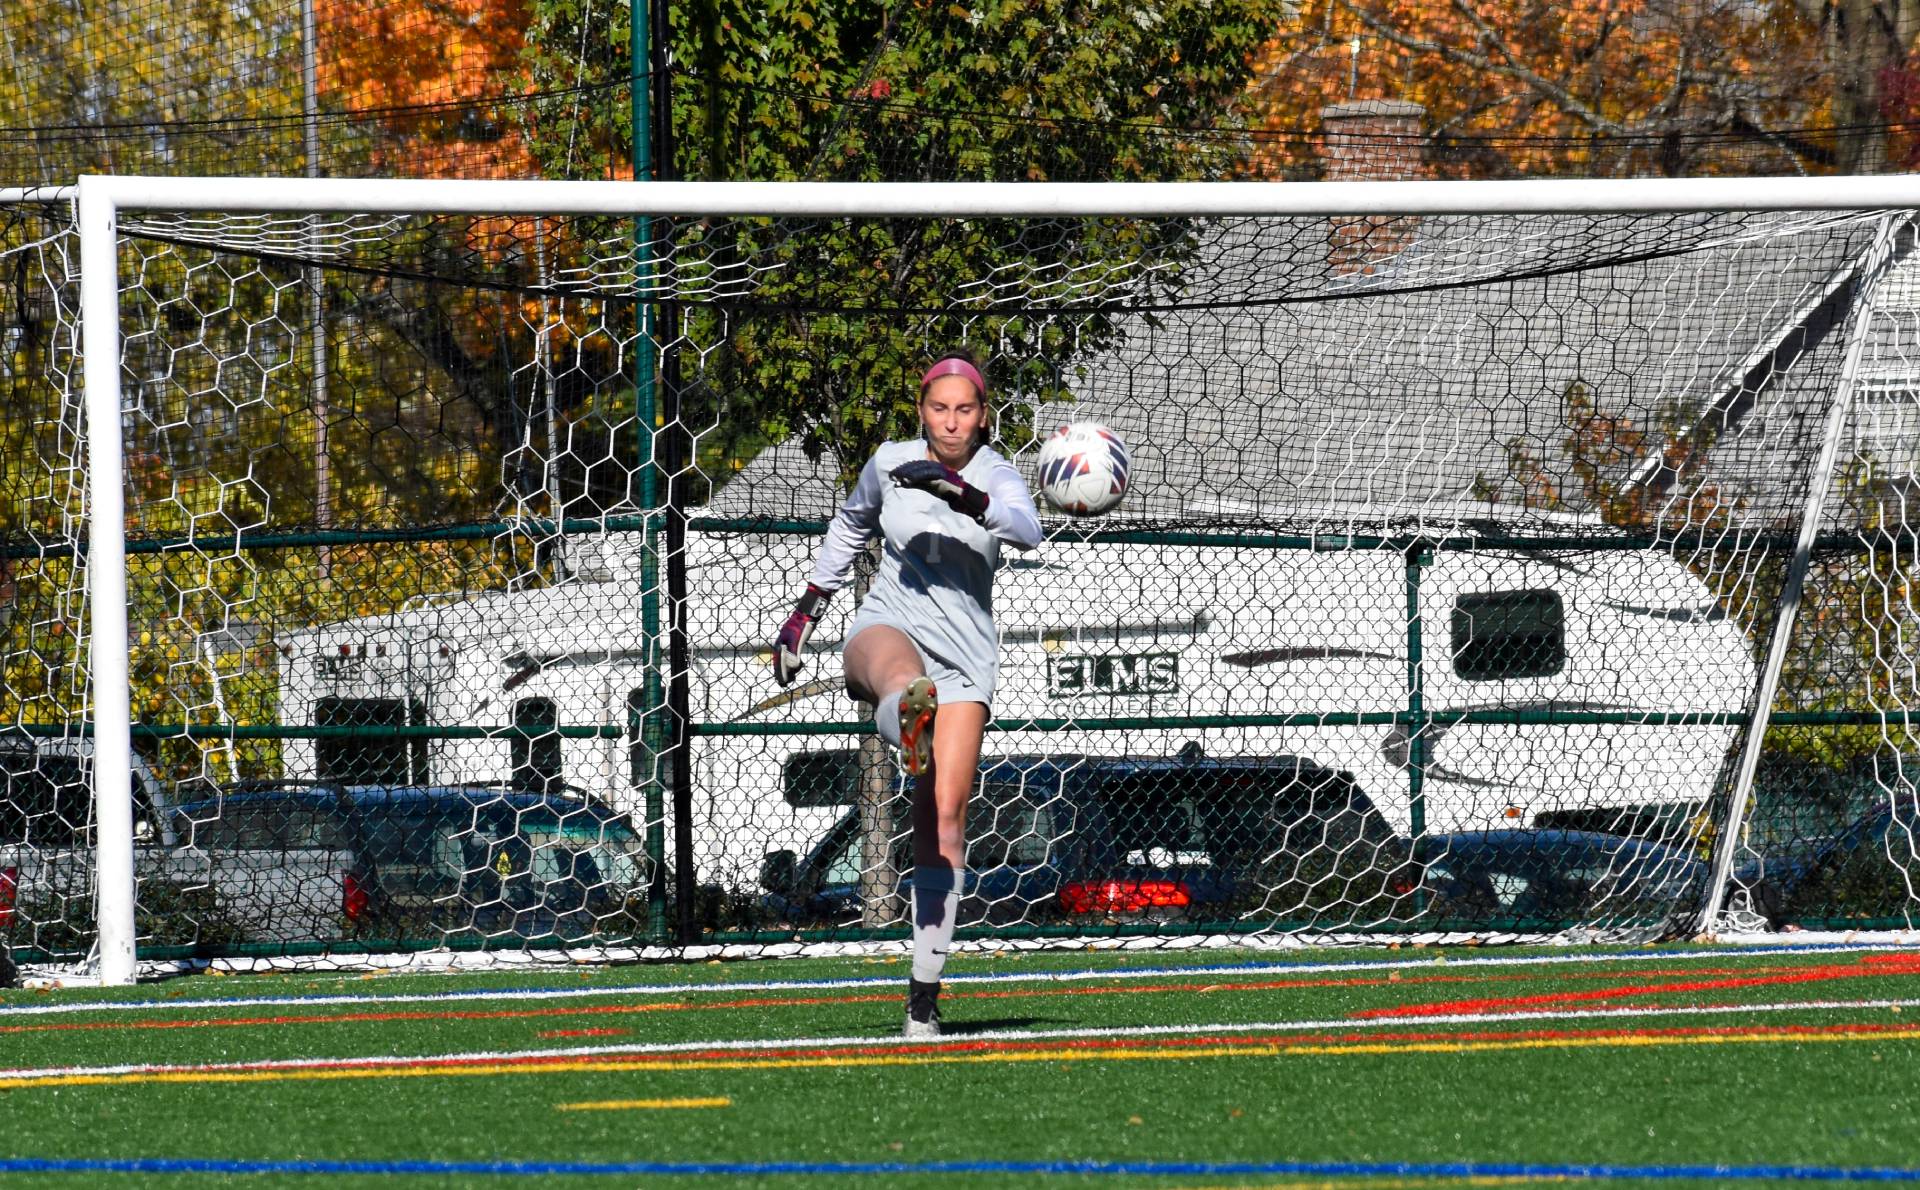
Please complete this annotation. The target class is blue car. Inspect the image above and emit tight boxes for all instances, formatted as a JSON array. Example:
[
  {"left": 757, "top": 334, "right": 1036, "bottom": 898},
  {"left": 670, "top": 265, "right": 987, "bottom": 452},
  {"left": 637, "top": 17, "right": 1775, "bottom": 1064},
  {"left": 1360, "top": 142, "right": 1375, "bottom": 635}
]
[
  {"left": 167, "top": 783, "right": 651, "bottom": 945},
  {"left": 1750, "top": 795, "right": 1920, "bottom": 929},
  {"left": 1408, "top": 829, "right": 1709, "bottom": 930},
  {"left": 758, "top": 752, "right": 1407, "bottom": 928}
]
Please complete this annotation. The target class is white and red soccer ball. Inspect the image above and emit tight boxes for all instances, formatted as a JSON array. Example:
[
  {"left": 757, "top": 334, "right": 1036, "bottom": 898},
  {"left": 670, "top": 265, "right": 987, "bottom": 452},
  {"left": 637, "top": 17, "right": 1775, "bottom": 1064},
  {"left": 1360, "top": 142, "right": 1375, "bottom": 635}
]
[{"left": 1037, "top": 422, "right": 1129, "bottom": 517}]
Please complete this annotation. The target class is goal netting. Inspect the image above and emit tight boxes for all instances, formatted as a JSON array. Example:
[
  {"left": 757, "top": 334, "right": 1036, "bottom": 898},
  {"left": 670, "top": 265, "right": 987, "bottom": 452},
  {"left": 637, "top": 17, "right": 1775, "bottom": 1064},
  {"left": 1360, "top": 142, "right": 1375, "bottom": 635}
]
[{"left": 7, "top": 177, "right": 1920, "bottom": 979}]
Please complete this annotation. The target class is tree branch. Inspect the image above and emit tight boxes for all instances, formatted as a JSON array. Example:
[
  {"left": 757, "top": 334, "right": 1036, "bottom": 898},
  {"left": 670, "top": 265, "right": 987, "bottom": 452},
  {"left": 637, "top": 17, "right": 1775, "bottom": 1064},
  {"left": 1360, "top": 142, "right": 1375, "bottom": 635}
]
[{"left": 1340, "top": 0, "right": 1632, "bottom": 135}]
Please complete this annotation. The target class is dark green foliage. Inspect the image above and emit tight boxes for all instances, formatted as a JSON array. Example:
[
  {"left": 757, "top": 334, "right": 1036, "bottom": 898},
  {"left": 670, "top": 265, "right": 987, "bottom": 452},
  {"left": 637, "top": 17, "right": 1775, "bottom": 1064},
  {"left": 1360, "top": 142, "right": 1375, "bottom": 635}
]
[{"left": 521, "top": 0, "right": 1293, "bottom": 481}]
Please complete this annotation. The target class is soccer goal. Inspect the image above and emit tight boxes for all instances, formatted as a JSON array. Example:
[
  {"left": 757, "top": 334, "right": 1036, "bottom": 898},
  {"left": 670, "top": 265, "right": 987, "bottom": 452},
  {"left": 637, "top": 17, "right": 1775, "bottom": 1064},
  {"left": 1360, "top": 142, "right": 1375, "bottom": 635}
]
[{"left": 12, "top": 174, "right": 1920, "bottom": 984}]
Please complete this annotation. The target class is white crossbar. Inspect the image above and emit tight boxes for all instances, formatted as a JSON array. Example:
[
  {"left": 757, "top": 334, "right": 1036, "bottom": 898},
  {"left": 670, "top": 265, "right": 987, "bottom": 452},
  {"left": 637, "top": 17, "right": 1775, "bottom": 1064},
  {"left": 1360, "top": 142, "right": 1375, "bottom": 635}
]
[{"left": 78, "top": 173, "right": 1920, "bottom": 217}]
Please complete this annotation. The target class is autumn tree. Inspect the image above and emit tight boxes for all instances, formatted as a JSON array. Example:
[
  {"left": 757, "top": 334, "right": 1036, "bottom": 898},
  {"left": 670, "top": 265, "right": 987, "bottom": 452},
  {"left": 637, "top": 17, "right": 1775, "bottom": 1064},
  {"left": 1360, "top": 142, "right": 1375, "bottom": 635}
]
[
  {"left": 0, "top": 3, "right": 573, "bottom": 771},
  {"left": 1841, "top": 0, "right": 1920, "bottom": 171},
  {"left": 315, "top": 0, "right": 540, "bottom": 178},
  {"left": 1241, "top": 1, "right": 1917, "bottom": 179},
  {"left": 0, "top": 0, "right": 300, "bottom": 183}
]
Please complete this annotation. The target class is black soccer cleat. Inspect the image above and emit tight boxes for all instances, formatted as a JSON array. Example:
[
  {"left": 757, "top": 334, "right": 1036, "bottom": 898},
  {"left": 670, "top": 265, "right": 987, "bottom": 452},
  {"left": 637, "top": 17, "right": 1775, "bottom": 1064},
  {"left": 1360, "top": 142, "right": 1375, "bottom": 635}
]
[{"left": 904, "top": 977, "right": 942, "bottom": 1039}]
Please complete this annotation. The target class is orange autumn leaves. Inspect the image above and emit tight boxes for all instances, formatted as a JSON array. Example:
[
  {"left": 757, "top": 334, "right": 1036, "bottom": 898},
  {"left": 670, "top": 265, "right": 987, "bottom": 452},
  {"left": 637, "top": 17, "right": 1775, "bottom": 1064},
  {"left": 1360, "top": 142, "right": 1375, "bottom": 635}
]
[
  {"left": 306, "top": 0, "right": 1917, "bottom": 184},
  {"left": 315, "top": 0, "right": 538, "bottom": 178},
  {"left": 1243, "top": 0, "right": 1836, "bottom": 179}
]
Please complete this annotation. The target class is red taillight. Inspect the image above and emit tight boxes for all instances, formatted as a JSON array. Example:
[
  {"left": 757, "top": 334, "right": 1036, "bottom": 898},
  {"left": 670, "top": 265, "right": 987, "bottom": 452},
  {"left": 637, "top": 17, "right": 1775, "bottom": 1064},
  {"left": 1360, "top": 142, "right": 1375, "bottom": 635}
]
[
  {"left": 0, "top": 866, "right": 16, "bottom": 928},
  {"left": 1058, "top": 879, "right": 1191, "bottom": 915},
  {"left": 343, "top": 872, "right": 368, "bottom": 922}
]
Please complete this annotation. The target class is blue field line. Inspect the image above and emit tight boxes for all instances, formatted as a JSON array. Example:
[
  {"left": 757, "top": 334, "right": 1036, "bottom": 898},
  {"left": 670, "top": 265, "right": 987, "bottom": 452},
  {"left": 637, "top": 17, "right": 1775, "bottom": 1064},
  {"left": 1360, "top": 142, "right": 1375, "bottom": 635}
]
[
  {"left": 5, "top": 1155, "right": 1920, "bottom": 1181},
  {"left": 5, "top": 939, "right": 1914, "bottom": 1021}
]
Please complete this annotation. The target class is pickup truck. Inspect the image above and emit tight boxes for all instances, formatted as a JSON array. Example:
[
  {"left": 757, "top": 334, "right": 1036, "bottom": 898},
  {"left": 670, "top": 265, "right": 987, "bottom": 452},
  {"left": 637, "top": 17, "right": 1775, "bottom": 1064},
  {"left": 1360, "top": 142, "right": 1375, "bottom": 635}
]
[
  {"left": 164, "top": 782, "right": 653, "bottom": 946},
  {"left": 1, "top": 732, "right": 174, "bottom": 962}
]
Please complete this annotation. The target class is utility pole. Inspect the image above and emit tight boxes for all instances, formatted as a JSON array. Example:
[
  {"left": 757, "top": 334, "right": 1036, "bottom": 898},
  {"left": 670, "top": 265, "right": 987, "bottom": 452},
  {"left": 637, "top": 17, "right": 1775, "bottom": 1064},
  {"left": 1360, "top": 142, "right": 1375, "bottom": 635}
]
[{"left": 301, "top": 0, "right": 331, "bottom": 577}]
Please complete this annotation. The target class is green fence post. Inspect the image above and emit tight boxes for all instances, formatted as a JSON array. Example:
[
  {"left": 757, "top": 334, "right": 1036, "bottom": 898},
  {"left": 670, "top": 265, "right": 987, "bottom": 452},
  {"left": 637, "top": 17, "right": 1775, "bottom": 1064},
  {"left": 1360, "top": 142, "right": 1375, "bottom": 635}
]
[
  {"left": 631, "top": 0, "right": 668, "bottom": 944},
  {"left": 628, "top": 691, "right": 667, "bottom": 939},
  {"left": 1405, "top": 541, "right": 1430, "bottom": 840}
]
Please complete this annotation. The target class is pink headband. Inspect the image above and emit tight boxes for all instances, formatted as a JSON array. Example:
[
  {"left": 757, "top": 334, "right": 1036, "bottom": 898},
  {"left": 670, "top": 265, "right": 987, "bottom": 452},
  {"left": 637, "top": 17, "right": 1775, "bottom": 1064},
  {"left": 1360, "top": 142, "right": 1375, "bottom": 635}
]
[{"left": 920, "top": 357, "right": 986, "bottom": 398}]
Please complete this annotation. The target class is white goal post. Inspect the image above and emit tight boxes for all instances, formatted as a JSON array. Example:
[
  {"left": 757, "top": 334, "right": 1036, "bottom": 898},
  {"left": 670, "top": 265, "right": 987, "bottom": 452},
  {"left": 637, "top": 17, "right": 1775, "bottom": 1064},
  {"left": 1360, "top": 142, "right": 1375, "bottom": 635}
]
[{"left": 64, "top": 172, "right": 1920, "bottom": 985}]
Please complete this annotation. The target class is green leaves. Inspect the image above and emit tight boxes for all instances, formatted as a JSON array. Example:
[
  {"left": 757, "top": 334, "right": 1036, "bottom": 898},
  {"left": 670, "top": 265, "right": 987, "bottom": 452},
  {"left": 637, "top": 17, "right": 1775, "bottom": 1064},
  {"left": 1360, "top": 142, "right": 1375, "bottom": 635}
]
[{"left": 521, "top": 0, "right": 1293, "bottom": 487}]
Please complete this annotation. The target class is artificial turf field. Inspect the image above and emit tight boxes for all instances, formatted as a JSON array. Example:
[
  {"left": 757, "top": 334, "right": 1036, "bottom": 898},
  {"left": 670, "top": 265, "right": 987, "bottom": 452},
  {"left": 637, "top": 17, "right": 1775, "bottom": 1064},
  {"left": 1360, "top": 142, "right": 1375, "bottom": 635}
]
[{"left": 3, "top": 942, "right": 1920, "bottom": 1187}]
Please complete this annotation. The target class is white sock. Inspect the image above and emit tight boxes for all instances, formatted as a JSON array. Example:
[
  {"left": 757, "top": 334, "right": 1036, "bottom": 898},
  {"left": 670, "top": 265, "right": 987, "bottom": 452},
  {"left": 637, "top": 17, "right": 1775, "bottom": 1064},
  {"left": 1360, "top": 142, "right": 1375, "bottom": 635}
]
[
  {"left": 910, "top": 863, "right": 965, "bottom": 985},
  {"left": 875, "top": 688, "right": 905, "bottom": 749}
]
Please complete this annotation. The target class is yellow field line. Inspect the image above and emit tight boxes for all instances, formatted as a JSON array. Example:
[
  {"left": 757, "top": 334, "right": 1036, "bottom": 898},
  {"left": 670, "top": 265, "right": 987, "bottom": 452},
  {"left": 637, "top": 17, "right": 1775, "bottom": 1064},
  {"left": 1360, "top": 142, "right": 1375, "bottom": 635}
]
[
  {"left": 554, "top": 1097, "right": 731, "bottom": 1111},
  {"left": 6, "top": 1024, "right": 1918, "bottom": 1091}
]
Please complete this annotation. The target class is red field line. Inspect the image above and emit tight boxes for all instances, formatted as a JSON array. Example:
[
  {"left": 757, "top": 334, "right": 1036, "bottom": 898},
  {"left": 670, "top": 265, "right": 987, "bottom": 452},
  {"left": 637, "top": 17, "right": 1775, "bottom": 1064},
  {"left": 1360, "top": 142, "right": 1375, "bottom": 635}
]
[
  {"left": 1357, "top": 954, "right": 1920, "bottom": 1019},
  {"left": 0, "top": 961, "right": 1857, "bottom": 1038}
]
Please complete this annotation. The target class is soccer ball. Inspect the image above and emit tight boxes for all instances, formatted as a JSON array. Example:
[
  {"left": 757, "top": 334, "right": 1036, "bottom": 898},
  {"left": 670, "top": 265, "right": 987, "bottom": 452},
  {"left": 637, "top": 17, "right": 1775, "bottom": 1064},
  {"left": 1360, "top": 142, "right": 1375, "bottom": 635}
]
[{"left": 1036, "top": 422, "right": 1129, "bottom": 517}]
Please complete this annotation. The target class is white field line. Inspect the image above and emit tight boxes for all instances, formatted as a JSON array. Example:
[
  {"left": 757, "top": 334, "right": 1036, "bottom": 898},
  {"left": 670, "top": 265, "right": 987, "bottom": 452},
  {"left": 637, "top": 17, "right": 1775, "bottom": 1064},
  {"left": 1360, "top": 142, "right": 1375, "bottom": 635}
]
[
  {"left": 3, "top": 994, "right": 1918, "bottom": 1083},
  {"left": 4, "top": 939, "right": 1914, "bottom": 1020},
  {"left": 1715, "top": 929, "right": 1920, "bottom": 946},
  {"left": 29, "top": 926, "right": 1915, "bottom": 988},
  {"left": 32, "top": 929, "right": 1554, "bottom": 986}
]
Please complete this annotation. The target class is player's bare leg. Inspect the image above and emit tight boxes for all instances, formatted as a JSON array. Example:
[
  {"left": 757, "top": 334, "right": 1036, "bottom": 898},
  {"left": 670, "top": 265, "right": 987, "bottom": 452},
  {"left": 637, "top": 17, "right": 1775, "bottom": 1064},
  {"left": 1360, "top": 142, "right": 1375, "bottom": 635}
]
[
  {"left": 844, "top": 625, "right": 940, "bottom": 774},
  {"left": 842, "top": 624, "right": 924, "bottom": 704},
  {"left": 912, "top": 701, "right": 985, "bottom": 870}
]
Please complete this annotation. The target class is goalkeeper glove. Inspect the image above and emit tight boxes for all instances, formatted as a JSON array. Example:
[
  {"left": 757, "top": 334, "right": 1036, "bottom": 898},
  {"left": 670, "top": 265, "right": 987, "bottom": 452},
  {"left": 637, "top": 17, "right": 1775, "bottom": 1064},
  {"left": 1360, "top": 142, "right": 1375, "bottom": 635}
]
[
  {"left": 890, "top": 459, "right": 990, "bottom": 522},
  {"left": 772, "top": 583, "right": 830, "bottom": 687}
]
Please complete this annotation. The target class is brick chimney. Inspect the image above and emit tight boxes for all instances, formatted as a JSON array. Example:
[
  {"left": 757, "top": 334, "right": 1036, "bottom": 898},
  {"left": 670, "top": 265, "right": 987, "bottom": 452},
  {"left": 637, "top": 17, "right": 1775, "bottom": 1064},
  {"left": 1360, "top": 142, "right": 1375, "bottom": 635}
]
[{"left": 1320, "top": 100, "right": 1429, "bottom": 274}]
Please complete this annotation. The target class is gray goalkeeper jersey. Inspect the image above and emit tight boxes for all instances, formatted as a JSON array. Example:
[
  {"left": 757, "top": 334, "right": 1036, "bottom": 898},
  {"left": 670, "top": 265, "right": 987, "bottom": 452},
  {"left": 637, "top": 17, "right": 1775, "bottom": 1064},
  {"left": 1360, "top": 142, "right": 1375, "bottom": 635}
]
[{"left": 810, "top": 440, "right": 1043, "bottom": 696}]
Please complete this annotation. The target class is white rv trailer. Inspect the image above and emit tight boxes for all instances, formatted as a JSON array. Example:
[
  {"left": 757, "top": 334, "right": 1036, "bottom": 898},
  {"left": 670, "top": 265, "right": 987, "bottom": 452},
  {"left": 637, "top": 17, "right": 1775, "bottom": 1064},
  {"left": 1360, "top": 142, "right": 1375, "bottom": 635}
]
[{"left": 276, "top": 508, "right": 1757, "bottom": 889}]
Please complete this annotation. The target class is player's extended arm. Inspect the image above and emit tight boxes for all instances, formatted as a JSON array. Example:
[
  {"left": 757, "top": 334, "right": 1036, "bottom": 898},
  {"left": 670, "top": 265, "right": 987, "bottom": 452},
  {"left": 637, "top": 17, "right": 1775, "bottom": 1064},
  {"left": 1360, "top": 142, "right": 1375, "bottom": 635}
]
[
  {"left": 889, "top": 459, "right": 1041, "bottom": 550},
  {"left": 980, "top": 457, "right": 1042, "bottom": 550},
  {"left": 773, "top": 456, "right": 885, "bottom": 686},
  {"left": 808, "top": 455, "right": 885, "bottom": 592}
]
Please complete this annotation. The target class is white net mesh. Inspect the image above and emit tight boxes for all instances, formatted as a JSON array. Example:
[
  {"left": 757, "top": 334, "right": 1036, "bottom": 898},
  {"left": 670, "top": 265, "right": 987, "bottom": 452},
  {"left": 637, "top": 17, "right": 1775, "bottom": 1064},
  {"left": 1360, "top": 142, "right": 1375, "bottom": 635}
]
[{"left": 8, "top": 187, "right": 1920, "bottom": 970}]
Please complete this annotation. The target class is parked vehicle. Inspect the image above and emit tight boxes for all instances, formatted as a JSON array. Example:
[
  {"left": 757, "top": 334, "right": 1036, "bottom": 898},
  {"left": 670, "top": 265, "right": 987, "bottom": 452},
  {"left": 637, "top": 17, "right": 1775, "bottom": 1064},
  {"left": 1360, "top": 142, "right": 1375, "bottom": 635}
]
[
  {"left": 1408, "top": 828, "right": 1707, "bottom": 930},
  {"left": 1749, "top": 795, "right": 1920, "bottom": 929},
  {"left": 276, "top": 521, "right": 1756, "bottom": 894},
  {"left": 758, "top": 751, "right": 1408, "bottom": 928},
  {"left": 165, "top": 783, "right": 652, "bottom": 945},
  {"left": 1, "top": 733, "right": 173, "bottom": 947}
]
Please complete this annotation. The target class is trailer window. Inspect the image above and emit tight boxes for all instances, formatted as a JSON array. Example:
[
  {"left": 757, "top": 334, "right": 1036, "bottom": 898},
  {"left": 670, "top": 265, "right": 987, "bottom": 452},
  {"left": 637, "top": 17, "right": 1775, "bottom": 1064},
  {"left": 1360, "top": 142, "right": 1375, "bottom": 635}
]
[
  {"left": 511, "top": 698, "right": 563, "bottom": 794},
  {"left": 315, "top": 697, "right": 427, "bottom": 784},
  {"left": 1452, "top": 590, "right": 1565, "bottom": 681}
]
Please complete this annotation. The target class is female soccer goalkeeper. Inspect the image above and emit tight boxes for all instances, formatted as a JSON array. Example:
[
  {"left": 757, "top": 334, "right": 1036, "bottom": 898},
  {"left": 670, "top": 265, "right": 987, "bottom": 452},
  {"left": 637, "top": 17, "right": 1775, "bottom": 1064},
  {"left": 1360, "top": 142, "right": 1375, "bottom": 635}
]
[{"left": 771, "top": 350, "right": 1043, "bottom": 1037}]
